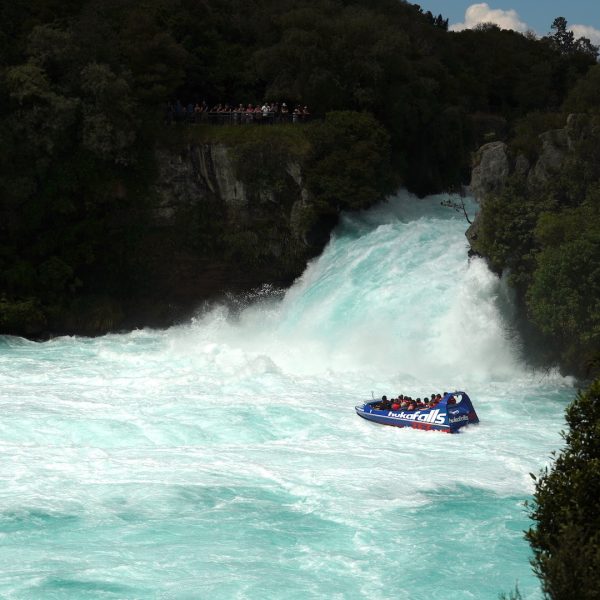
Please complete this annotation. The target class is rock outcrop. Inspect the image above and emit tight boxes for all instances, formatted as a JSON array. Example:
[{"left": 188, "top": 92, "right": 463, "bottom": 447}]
[
  {"left": 133, "top": 141, "right": 325, "bottom": 326},
  {"left": 153, "top": 144, "right": 249, "bottom": 224},
  {"left": 528, "top": 128, "right": 569, "bottom": 186},
  {"left": 466, "top": 115, "right": 589, "bottom": 250},
  {"left": 469, "top": 114, "right": 590, "bottom": 207},
  {"left": 469, "top": 141, "right": 511, "bottom": 200},
  {"left": 153, "top": 143, "right": 317, "bottom": 241}
]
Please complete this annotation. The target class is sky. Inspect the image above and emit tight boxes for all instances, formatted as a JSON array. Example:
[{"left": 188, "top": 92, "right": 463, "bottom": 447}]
[{"left": 420, "top": 1, "right": 600, "bottom": 44}]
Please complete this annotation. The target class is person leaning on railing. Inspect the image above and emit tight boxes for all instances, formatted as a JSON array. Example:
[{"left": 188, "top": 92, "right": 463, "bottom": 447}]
[{"left": 171, "top": 98, "right": 311, "bottom": 125}]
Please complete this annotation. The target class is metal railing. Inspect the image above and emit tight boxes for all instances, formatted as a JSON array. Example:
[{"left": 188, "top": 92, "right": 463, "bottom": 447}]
[{"left": 167, "top": 110, "right": 311, "bottom": 125}]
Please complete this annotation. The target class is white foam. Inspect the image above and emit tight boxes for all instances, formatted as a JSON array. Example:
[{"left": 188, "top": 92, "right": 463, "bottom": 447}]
[{"left": 0, "top": 190, "right": 573, "bottom": 599}]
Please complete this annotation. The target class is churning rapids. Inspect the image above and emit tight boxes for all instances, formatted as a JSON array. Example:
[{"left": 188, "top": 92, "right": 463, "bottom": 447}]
[{"left": 0, "top": 192, "right": 573, "bottom": 599}]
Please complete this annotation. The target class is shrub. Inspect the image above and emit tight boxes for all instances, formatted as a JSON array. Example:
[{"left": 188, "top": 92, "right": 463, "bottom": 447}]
[
  {"left": 527, "top": 379, "right": 600, "bottom": 599},
  {"left": 305, "top": 111, "right": 392, "bottom": 214}
]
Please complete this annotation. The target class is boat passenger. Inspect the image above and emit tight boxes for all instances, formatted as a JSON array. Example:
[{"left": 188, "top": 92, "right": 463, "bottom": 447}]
[
  {"left": 378, "top": 395, "right": 391, "bottom": 410},
  {"left": 391, "top": 401, "right": 400, "bottom": 411}
]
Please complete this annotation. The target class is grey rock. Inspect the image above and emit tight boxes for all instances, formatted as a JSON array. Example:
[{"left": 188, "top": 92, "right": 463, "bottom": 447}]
[
  {"left": 153, "top": 144, "right": 250, "bottom": 225},
  {"left": 465, "top": 212, "right": 481, "bottom": 247},
  {"left": 566, "top": 113, "right": 590, "bottom": 149},
  {"left": 514, "top": 153, "right": 530, "bottom": 178},
  {"left": 528, "top": 129, "right": 568, "bottom": 186},
  {"left": 470, "top": 141, "right": 510, "bottom": 202}
]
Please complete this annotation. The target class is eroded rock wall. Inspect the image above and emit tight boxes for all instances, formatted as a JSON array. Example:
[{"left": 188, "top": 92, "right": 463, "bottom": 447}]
[
  {"left": 135, "top": 142, "right": 319, "bottom": 326},
  {"left": 466, "top": 115, "right": 587, "bottom": 250}
]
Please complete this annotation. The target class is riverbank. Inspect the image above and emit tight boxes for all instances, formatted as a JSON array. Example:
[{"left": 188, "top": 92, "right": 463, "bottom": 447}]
[{"left": 1, "top": 113, "right": 392, "bottom": 339}]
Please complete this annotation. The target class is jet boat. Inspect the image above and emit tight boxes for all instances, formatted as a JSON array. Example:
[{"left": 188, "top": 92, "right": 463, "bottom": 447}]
[{"left": 355, "top": 391, "right": 479, "bottom": 433}]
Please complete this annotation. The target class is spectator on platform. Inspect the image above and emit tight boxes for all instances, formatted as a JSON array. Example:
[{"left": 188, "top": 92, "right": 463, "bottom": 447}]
[
  {"left": 175, "top": 100, "right": 185, "bottom": 121},
  {"left": 168, "top": 97, "right": 311, "bottom": 125},
  {"left": 165, "top": 101, "right": 175, "bottom": 124}
]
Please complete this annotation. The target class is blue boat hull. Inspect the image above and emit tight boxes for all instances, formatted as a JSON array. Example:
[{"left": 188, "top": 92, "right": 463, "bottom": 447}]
[{"left": 355, "top": 391, "right": 479, "bottom": 433}]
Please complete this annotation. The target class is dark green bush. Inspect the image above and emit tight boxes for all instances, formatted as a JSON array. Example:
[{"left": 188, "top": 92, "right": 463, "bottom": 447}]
[
  {"left": 527, "top": 379, "right": 600, "bottom": 600},
  {"left": 305, "top": 111, "right": 392, "bottom": 214}
]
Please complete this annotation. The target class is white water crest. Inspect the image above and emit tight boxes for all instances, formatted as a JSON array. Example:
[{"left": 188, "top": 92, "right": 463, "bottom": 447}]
[{"left": 0, "top": 191, "right": 572, "bottom": 599}]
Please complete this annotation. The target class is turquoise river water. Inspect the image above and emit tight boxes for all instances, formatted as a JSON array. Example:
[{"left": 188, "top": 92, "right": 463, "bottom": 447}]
[{"left": 0, "top": 192, "right": 573, "bottom": 599}]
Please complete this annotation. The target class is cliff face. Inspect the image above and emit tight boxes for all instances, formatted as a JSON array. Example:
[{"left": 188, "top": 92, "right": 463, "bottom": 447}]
[
  {"left": 469, "top": 114, "right": 587, "bottom": 203},
  {"left": 464, "top": 114, "right": 600, "bottom": 377},
  {"left": 0, "top": 111, "right": 392, "bottom": 338},
  {"left": 153, "top": 143, "right": 320, "bottom": 244},
  {"left": 154, "top": 144, "right": 248, "bottom": 225},
  {"left": 469, "top": 141, "right": 512, "bottom": 201},
  {"left": 135, "top": 142, "right": 318, "bottom": 323},
  {"left": 128, "top": 111, "right": 392, "bottom": 331},
  {"left": 466, "top": 114, "right": 585, "bottom": 251}
]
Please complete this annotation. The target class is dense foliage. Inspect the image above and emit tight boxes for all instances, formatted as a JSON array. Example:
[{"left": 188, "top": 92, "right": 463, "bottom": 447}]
[
  {"left": 473, "top": 64, "right": 600, "bottom": 376},
  {"left": 527, "top": 379, "right": 600, "bottom": 599},
  {"left": 0, "top": 1, "right": 597, "bottom": 335},
  {"left": 305, "top": 111, "right": 392, "bottom": 214}
]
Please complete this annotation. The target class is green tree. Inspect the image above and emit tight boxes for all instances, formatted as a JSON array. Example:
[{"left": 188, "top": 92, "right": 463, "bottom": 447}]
[
  {"left": 527, "top": 204, "right": 600, "bottom": 370},
  {"left": 527, "top": 379, "right": 600, "bottom": 599},
  {"left": 79, "top": 62, "right": 137, "bottom": 163},
  {"left": 305, "top": 111, "right": 392, "bottom": 214},
  {"left": 547, "top": 16, "right": 599, "bottom": 60},
  {"left": 549, "top": 17, "right": 576, "bottom": 54},
  {"left": 254, "top": 2, "right": 410, "bottom": 114},
  {"left": 564, "top": 64, "right": 600, "bottom": 114}
]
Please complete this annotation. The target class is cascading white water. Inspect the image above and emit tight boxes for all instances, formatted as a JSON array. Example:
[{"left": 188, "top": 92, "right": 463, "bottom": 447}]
[{"left": 0, "top": 191, "right": 572, "bottom": 599}]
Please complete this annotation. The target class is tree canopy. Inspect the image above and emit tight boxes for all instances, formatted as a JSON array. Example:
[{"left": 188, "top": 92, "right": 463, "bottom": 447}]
[
  {"left": 0, "top": 2, "right": 598, "bottom": 337},
  {"left": 527, "top": 379, "right": 600, "bottom": 599}
]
